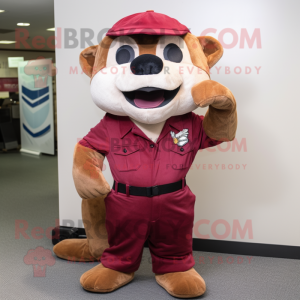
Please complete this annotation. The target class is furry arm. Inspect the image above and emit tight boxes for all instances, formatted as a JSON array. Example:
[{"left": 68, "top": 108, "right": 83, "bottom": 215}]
[
  {"left": 72, "top": 143, "right": 110, "bottom": 199},
  {"left": 192, "top": 80, "right": 237, "bottom": 141}
]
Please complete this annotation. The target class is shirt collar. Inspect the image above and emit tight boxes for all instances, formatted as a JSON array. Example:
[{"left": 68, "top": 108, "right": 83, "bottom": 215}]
[
  {"left": 119, "top": 116, "right": 134, "bottom": 138},
  {"left": 156, "top": 115, "right": 183, "bottom": 143},
  {"left": 168, "top": 115, "right": 183, "bottom": 132},
  {"left": 119, "top": 115, "right": 184, "bottom": 140}
]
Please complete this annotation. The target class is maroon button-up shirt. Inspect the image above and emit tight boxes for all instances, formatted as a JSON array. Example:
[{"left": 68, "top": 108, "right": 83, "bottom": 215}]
[{"left": 80, "top": 112, "right": 221, "bottom": 187}]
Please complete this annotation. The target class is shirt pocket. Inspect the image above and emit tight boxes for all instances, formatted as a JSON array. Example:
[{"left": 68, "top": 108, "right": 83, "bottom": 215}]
[
  {"left": 112, "top": 144, "right": 141, "bottom": 172},
  {"left": 169, "top": 144, "right": 193, "bottom": 170}
]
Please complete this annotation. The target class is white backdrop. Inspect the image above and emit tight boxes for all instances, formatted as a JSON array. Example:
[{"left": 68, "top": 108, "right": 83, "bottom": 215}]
[{"left": 55, "top": 0, "right": 300, "bottom": 246}]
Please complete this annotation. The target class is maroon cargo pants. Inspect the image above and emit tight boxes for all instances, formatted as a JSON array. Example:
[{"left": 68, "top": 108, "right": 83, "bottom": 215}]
[{"left": 101, "top": 185, "right": 195, "bottom": 273}]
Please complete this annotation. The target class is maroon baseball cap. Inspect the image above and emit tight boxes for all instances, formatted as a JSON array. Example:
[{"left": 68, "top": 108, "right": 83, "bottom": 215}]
[{"left": 106, "top": 10, "right": 190, "bottom": 36}]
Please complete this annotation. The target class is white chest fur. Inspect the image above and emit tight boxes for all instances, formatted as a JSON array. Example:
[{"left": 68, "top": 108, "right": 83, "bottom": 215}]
[{"left": 130, "top": 118, "right": 166, "bottom": 142}]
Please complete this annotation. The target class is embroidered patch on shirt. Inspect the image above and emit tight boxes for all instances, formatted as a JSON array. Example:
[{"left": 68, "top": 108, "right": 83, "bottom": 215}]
[{"left": 170, "top": 129, "right": 189, "bottom": 147}]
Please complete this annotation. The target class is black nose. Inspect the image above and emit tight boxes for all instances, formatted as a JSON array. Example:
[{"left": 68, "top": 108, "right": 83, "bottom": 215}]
[{"left": 130, "top": 54, "right": 163, "bottom": 75}]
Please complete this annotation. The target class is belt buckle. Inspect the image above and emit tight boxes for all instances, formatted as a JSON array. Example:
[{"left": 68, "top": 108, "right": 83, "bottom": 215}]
[{"left": 146, "top": 185, "right": 159, "bottom": 197}]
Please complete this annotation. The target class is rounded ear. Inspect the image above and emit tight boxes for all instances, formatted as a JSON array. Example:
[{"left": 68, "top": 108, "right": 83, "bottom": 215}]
[
  {"left": 79, "top": 45, "right": 98, "bottom": 78},
  {"left": 198, "top": 36, "right": 223, "bottom": 68}
]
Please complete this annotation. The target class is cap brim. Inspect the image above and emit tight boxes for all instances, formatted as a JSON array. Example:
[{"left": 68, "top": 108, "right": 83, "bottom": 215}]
[{"left": 107, "top": 28, "right": 190, "bottom": 36}]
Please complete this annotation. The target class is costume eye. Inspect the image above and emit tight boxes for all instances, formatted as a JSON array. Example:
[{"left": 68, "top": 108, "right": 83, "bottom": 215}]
[
  {"left": 163, "top": 43, "right": 183, "bottom": 63},
  {"left": 116, "top": 45, "right": 135, "bottom": 65}
]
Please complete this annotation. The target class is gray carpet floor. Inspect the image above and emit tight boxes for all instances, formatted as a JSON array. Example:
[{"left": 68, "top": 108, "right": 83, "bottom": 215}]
[{"left": 1, "top": 152, "right": 300, "bottom": 300}]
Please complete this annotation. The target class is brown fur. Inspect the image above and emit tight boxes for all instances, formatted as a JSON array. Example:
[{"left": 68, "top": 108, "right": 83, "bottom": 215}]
[
  {"left": 183, "top": 33, "right": 210, "bottom": 75},
  {"left": 131, "top": 34, "right": 161, "bottom": 55},
  {"left": 53, "top": 238, "right": 95, "bottom": 262},
  {"left": 192, "top": 80, "right": 237, "bottom": 141},
  {"left": 198, "top": 36, "right": 223, "bottom": 68},
  {"left": 72, "top": 143, "right": 110, "bottom": 199},
  {"left": 183, "top": 33, "right": 224, "bottom": 74},
  {"left": 54, "top": 196, "right": 109, "bottom": 262},
  {"left": 81, "top": 196, "right": 109, "bottom": 259},
  {"left": 80, "top": 264, "right": 134, "bottom": 292},
  {"left": 156, "top": 268, "right": 206, "bottom": 298},
  {"left": 80, "top": 36, "right": 115, "bottom": 78},
  {"left": 79, "top": 45, "right": 98, "bottom": 78}
]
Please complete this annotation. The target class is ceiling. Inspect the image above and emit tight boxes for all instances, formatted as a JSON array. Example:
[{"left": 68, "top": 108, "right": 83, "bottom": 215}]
[{"left": 0, "top": 0, "right": 54, "bottom": 51}]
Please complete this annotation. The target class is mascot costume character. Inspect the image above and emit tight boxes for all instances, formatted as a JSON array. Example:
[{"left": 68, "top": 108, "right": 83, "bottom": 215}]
[{"left": 54, "top": 10, "right": 237, "bottom": 298}]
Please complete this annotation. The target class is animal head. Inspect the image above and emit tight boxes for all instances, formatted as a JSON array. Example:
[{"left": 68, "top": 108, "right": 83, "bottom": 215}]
[{"left": 80, "top": 11, "right": 223, "bottom": 124}]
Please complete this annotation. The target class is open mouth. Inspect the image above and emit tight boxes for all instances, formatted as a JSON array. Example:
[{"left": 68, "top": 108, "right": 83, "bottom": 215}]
[{"left": 122, "top": 86, "right": 180, "bottom": 109}]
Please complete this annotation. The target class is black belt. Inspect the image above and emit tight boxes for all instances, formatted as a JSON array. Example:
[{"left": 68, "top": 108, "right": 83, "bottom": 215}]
[{"left": 112, "top": 179, "right": 186, "bottom": 197}]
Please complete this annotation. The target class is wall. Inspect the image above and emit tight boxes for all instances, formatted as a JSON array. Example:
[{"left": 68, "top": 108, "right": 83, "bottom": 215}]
[{"left": 54, "top": 0, "right": 300, "bottom": 246}]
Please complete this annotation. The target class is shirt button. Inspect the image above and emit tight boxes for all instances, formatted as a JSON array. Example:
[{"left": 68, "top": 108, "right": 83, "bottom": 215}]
[
  {"left": 180, "top": 147, "right": 184, "bottom": 152},
  {"left": 150, "top": 144, "right": 154, "bottom": 148},
  {"left": 123, "top": 148, "right": 127, "bottom": 153}
]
